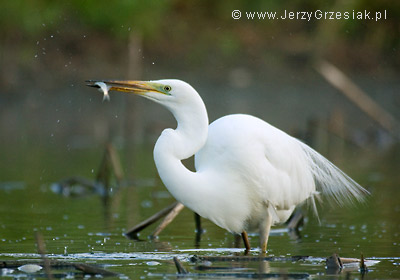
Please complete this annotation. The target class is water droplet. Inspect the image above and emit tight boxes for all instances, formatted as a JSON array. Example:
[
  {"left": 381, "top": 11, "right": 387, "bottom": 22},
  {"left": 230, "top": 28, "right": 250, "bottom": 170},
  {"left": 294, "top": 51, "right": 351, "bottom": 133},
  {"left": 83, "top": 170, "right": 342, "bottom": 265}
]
[{"left": 141, "top": 200, "right": 153, "bottom": 208}]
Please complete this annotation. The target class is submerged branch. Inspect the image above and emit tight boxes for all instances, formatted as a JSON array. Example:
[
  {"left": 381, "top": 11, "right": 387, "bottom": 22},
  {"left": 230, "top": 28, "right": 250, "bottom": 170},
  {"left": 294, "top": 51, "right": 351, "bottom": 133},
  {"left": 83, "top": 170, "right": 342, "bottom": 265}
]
[{"left": 125, "top": 201, "right": 180, "bottom": 239}]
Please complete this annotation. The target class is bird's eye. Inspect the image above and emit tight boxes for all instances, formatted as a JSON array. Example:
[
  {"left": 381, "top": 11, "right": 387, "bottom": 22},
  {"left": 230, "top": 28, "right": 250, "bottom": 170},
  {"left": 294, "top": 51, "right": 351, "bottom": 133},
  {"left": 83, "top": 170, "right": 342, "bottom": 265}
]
[{"left": 164, "top": 85, "right": 172, "bottom": 92}]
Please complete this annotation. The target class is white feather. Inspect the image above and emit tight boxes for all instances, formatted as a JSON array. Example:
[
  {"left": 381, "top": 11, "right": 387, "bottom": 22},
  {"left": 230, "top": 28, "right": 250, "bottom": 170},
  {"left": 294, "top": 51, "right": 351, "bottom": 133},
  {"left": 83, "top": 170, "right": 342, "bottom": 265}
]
[{"left": 298, "top": 141, "right": 369, "bottom": 206}]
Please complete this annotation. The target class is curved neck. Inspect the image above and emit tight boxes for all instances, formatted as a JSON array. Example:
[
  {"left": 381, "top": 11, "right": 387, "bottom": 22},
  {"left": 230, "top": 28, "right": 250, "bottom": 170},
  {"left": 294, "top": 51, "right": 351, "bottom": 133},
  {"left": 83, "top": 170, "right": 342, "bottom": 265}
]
[
  {"left": 159, "top": 91, "right": 209, "bottom": 160},
  {"left": 153, "top": 94, "right": 209, "bottom": 207}
]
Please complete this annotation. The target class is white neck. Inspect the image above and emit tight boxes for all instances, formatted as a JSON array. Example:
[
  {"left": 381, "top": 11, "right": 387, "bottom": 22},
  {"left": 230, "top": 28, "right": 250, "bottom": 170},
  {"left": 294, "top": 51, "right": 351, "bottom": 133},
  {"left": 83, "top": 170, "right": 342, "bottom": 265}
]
[{"left": 153, "top": 93, "right": 209, "bottom": 209}]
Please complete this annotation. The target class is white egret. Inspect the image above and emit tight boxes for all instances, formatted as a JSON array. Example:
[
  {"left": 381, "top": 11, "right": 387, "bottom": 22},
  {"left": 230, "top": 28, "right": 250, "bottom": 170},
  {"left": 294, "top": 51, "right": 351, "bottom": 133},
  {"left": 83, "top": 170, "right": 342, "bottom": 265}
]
[{"left": 87, "top": 79, "right": 368, "bottom": 253}]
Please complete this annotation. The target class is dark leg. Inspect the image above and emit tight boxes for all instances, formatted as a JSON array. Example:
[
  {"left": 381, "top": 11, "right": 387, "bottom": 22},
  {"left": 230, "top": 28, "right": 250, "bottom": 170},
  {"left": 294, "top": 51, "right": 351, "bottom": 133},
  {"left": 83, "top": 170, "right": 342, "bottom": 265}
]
[
  {"left": 194, "top": 213, "right": 202, "bottom": 247},
  {"left": 194, "top": 213, "right": 202, "bottom": 233},
  {"left": 241, "top": 231, "right": 251, "bottom": 254}
]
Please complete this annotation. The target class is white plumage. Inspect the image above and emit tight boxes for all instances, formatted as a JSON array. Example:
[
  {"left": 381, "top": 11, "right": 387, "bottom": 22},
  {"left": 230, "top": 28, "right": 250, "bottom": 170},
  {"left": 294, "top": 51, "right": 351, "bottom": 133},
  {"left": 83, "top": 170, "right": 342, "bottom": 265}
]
[{"left": 88, "top": 79, "right": 368, "bottom": 252}]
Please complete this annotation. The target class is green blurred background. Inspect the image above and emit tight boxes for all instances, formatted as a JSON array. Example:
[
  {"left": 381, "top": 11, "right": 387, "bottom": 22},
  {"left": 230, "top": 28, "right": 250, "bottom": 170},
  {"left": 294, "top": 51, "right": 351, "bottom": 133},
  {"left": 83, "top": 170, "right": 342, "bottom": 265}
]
[
  {"left": 0, "top": 0, "right": 399, "bottom": 192},
  {"left": 0, "top": 1, "right": 399, "bottom": 278}
]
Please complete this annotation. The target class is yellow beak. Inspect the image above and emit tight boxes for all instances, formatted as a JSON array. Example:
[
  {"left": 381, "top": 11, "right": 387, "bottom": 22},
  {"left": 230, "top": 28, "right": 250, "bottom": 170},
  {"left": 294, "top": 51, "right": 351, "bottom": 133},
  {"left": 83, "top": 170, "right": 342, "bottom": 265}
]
[{"left": 86, "top": 80, "right": 162, "bottom": 95}]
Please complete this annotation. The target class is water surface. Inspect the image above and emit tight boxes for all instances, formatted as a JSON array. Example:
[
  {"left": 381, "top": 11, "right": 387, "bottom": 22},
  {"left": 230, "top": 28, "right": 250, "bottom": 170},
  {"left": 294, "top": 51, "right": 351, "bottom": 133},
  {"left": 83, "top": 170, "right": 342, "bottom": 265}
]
[{"left": 0, "top": 145, "right": 399, "bottom": 279}]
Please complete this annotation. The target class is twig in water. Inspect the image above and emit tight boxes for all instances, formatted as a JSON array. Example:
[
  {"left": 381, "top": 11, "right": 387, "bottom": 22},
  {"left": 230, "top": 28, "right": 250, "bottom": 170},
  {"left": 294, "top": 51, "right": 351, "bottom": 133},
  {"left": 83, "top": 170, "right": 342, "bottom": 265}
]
[
  {"left": 173, "top": 257, "right": 188, "bottom": 274},
  {"left": 360, "top": 253, "right": 368, "bottom": 274},
  {"left": 151, "top": 202, "right": 185, "bottom": 238},
  {"left": 125, "top": 202, "right": 180, "bottom": 239},
  {"left": 35, "top": 232, "right": 53, "bottom": 280}
]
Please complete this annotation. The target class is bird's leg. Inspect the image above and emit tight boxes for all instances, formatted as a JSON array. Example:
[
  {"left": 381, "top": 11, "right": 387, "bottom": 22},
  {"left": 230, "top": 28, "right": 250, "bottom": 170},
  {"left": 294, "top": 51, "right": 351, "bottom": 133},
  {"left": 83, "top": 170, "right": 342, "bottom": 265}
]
[
  {"left": 260, "top": 214, "right": 272, "bottom": 254},
  {"left": 241, "top": 231, "right": 251, "bottom": 255}
]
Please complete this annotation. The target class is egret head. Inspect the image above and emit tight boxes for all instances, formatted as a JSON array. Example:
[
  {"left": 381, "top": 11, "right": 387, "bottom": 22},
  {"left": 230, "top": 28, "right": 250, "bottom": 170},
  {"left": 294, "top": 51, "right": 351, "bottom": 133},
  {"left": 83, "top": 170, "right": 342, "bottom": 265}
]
[{"left": 86, "top": 79, "right": 199, "bottom": 111}]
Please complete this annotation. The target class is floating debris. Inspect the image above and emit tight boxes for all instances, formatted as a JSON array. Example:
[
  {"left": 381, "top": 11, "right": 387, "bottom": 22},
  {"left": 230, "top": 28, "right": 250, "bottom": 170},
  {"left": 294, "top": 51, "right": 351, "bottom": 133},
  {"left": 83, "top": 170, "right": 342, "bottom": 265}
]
[
  {"left": 326, "top": 253, "right": 376, "bottom": 275},
  {"left": 170, "top": 257, "right": 309, "bottom": 279},
  {"left": 190, "top": 255, "right": 310, "bottom": 263},
  {"left": 51, "top": 144, "right": 123, "bottom": 199},
  {"left": 326, "top": 253, "right": 343, "bottom": 270},
  {"left": 18, "top": 264, "right": 42, "bottom": 273},
  {"left": 146, "top": 261, "right": 161, "bottom": 266},
  {"left": 1, "top": 259, "right": 118, "bottom": 277}
]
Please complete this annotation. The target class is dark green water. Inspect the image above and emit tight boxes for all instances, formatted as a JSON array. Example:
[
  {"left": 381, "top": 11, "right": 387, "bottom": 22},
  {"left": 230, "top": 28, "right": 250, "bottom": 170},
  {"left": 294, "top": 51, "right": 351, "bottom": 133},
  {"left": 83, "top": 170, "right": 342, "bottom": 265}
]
[{"left": 0, "top": 145, "right": 399, "bottom": 279}]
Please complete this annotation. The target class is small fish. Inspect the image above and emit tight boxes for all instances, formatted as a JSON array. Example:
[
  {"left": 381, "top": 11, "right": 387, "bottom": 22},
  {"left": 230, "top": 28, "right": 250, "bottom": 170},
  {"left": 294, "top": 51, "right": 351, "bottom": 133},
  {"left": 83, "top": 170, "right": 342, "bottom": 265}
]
[{"left": 95, "top": 82, "right": 110, "bottom": 101}]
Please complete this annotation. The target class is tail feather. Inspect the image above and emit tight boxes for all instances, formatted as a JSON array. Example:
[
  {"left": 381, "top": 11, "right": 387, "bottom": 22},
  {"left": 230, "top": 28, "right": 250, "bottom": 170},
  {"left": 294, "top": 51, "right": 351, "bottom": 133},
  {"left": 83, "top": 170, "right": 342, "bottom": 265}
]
[
  {"left": 299, "top": 142, "right": 369, "bottom": 206},
  {"left": 309, "top": 192, "right": 322, "bottom": 223}
]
